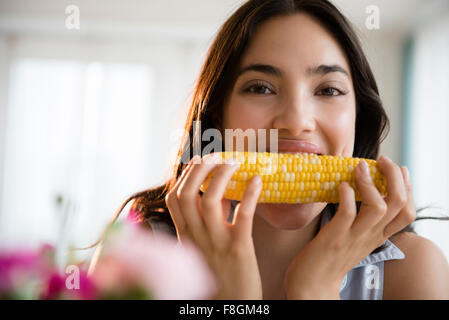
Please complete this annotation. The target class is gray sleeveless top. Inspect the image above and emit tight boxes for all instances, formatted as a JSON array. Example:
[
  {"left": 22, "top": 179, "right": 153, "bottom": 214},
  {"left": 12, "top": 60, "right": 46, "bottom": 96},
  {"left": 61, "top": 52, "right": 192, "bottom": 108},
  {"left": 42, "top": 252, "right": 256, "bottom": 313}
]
[{"left": 147, "top": 201, "right": 405, "bottom": 300}]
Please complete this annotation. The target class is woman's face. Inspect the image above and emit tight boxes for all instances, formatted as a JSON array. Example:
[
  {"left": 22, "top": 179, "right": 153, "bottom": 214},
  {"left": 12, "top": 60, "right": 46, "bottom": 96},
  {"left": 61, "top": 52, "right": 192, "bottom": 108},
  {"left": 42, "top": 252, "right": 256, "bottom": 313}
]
[{"left": 223, "top": 13, "right": 357, "bottom": 230}]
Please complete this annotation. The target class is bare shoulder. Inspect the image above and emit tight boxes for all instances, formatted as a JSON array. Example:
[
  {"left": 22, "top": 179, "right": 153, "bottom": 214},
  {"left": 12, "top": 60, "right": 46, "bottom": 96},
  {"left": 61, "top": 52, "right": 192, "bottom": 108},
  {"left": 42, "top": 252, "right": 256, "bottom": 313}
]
[{"left": 383, "top": 231, "right": 449, "bottom": 299}]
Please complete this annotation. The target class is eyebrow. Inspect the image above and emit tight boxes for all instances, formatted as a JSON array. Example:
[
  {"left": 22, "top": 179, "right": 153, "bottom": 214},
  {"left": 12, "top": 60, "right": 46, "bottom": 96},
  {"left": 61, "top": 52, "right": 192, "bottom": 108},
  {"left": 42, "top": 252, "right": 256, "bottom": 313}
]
[
  {"left": 308, "top": 64, "right": 349, "bottom": 77},
  {"left": 236, "top": 63, "right": 349, "bottom": 78}
]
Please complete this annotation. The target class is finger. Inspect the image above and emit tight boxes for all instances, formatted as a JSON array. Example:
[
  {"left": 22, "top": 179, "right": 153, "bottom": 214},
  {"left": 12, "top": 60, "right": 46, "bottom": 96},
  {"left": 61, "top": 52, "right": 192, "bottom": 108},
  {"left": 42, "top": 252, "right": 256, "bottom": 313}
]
[
  {"left": 330, "top": 182, "right": 357, "bottom": 233},
  {"left": 232, "top": 175, "right": 262, "bottom": 244},
  {"left": 177, "top": 153, "right": 221, "bottom": 243},
  {"left": 376, "top": 156, "right": 408, "bottom": 224},
  {"left": 351, "top": 160, "right": 387, "bottom": 234},
  {"left": 383, "top": 166, "right": 417, "bottom": 238},
  {"left": 201, "top": 159, "right": 240, "bottom": 242},
  {"left": 165, "top": 157, "right": 196, "bottom": 239}
]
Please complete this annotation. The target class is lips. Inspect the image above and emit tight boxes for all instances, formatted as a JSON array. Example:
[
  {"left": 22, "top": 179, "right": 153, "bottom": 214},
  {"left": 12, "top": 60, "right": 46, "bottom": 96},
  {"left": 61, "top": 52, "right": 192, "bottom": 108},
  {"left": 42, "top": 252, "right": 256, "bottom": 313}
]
[{"left": 267, "top": 139, "right": 324, "bottom": 155}]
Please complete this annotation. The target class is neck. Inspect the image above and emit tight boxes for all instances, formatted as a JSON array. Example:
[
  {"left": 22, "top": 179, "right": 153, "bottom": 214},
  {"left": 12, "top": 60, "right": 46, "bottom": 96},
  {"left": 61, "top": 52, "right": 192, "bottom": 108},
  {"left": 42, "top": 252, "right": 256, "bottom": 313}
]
[{"left": 252, "top": 209, "right": 323, "bottom": 299}]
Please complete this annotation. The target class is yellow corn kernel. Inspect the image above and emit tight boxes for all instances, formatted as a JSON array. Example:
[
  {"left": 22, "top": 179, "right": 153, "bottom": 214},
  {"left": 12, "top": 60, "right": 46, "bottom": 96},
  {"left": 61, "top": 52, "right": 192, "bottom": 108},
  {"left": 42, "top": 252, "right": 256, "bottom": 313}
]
[{"left": 199, "top": 151, "right": 387, "bottom": 204}]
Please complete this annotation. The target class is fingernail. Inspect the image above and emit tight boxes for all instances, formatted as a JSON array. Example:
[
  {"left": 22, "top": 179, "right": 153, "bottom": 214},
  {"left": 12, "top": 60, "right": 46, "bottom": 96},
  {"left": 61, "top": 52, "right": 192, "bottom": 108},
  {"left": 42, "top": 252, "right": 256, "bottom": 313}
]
[
  {"left": 191, "top": 154, "right": 201, "bottom": 164},
  {"left": 402, "top": 166, "right": 410, "bottom": 184},
  {"left": 379, "top": 155, "right": 391, "bottom": 163},
  {"left": 253, "top": 175, "right": 262, "bottom": 185},
  {"left": 202, "top": 153, "right": 220, "bottom": 164},
  {"left": 359, "top": 160, "right": 371, "bottom": 180},
  {"left": 225, "top": 157, "right": 238, "bottom": 165},
  {"left": 339, "top": 182, "right": 351, "bottom": 194},
  {"left": 252, "top": 175, "right": 262, "bottom": 192}
]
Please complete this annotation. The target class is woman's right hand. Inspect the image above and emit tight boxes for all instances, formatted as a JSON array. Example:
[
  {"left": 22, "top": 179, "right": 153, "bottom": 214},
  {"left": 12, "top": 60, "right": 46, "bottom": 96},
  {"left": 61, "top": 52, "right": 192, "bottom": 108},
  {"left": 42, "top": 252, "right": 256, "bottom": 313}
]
[{"left": 165, "top": 153, "right": 263, "bottom": 300}]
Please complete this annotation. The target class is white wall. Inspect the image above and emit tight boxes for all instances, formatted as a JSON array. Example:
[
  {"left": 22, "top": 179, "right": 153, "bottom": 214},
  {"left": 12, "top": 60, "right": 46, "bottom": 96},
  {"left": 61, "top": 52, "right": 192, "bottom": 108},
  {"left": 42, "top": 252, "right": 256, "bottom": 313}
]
[
  {"left": 0, "top": 36, "right": 10, "bottom": 216},
  {"left": 362, "top": 32, "right": 404, "bottom": 163}
]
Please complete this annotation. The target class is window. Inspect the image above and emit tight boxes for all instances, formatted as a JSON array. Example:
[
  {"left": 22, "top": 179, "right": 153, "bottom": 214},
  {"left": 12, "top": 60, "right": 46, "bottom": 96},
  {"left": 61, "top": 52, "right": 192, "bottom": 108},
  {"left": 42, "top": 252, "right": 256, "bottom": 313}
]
[
  {"left": 403, "top": 13, "right": 449, "bottom": 260},
  {"left": 0, "top": 58, "right": 153, "bottom": 264}
]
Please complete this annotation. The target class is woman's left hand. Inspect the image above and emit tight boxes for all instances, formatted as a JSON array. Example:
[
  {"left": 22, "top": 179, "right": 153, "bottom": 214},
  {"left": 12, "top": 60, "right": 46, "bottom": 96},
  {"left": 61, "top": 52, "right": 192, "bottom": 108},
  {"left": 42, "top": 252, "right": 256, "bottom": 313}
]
[{"left": 284, "top": 155, "right": 416, "bottom": 299}]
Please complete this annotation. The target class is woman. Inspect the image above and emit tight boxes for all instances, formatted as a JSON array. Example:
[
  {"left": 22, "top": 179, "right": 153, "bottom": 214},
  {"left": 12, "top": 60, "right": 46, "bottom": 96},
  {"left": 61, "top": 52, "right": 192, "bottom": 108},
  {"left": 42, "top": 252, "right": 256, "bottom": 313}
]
[{"left": 92, "top": 0, "right": 449, "bottom": 299}]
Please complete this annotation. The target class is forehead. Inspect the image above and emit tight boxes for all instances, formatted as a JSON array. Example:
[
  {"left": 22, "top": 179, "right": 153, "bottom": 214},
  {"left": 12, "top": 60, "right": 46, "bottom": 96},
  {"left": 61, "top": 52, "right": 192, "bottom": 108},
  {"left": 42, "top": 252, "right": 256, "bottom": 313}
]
[{"left": 239, "top": 13, "right": 351, "bottom": 77}]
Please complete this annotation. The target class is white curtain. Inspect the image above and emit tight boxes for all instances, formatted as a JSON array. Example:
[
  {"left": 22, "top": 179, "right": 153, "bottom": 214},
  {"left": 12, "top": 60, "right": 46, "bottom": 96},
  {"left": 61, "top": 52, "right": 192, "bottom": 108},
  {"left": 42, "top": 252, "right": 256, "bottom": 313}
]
[
  {"left": 408, "top": 12, "right": 449, "bottom": 260},
  {"left": 0, "top": 59, "right": 153, "bottom": 263}
]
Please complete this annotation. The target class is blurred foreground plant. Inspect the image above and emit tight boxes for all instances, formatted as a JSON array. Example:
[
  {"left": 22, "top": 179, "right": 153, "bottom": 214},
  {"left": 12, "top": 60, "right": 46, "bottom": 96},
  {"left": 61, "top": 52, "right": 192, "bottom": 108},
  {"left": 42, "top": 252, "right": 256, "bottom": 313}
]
[{"left": 0, "top": 216, "right": 216, "bottom": 300}]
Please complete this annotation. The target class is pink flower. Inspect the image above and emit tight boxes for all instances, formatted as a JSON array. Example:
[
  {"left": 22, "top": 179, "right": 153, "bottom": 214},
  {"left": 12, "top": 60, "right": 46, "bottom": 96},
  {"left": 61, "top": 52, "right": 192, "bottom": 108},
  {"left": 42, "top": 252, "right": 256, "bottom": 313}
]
[
  {"left": 0, "top": 249, "right": 40, "bottom": 294},
  {"left": 0, "top": 244, "right": 58, "bottom": 299},
  {"left": 91, "top": 221, "right": 217, "bottom": 300}
]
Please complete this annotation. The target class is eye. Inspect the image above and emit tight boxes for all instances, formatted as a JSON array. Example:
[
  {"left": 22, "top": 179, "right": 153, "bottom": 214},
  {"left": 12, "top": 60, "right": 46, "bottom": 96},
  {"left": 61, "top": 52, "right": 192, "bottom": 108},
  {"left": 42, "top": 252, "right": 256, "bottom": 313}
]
[
  {"left": 317, "top": 87, "right": 346, "bottom": 97},
  {"left": 243, "top": 81, "right": 275, "bottom": 95}
]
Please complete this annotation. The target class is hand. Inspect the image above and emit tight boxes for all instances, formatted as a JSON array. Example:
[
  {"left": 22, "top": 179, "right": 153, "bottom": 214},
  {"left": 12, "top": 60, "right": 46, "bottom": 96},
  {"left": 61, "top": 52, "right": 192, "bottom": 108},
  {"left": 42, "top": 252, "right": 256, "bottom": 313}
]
[
  {"left": 284, "top": 155, "right": 416, "bottom": 299},
  {"left": 165, "top": 153, "right": 264, "bottom": 299}
]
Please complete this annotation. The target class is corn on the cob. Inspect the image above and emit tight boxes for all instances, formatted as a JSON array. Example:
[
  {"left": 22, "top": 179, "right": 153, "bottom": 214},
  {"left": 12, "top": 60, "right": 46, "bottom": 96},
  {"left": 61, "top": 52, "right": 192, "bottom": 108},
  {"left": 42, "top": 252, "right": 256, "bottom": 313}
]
[{"left": 199, "top": 152, "right": 387, "bottom": 204}]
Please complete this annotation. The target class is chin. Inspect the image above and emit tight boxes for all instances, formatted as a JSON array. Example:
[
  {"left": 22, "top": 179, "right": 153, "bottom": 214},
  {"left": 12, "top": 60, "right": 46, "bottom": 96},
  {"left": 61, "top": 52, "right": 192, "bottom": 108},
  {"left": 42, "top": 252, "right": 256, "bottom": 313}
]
[{"left": 256, "top": 202, "right": 327, "bottom": 230}]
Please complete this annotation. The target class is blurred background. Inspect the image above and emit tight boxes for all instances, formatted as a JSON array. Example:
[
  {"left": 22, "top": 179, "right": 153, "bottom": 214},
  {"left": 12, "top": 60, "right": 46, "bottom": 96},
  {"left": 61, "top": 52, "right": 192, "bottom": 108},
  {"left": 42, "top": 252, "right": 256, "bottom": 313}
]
[{"left": 0, "top": 0, "right": 448, "bottom": 266}]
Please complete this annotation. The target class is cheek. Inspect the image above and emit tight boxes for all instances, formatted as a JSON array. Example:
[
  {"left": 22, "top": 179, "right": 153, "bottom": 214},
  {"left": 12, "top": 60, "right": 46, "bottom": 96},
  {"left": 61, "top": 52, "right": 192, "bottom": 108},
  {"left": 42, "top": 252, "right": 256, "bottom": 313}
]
[
  {"left": 320, "top": 104, "right": 356, "bottom": 156},
  {"left": 224, "top": 95, "right": 273, "bottom": 129}
]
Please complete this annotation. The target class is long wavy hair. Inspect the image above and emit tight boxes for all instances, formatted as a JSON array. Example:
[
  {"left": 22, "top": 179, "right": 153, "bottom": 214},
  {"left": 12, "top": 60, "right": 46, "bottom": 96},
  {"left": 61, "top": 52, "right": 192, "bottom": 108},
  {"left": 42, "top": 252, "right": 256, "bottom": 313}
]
[{"left": 86, "top": 0, "right": 440, "bottom": 251}]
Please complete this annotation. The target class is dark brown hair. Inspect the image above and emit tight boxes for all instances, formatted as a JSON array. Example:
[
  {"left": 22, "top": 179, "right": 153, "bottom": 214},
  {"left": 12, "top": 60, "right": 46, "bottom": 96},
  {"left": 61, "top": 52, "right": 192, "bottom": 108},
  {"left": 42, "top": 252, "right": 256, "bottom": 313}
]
[{"left": 87, "top": 0, "right": 425, "bottom": 250}]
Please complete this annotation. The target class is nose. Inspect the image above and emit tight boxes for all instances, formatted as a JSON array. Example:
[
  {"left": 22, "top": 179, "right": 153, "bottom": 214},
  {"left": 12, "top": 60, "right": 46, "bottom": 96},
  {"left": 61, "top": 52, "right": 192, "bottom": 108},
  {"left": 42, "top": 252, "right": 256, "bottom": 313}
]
[{"left": 272, "top": 94, "right": 316, "bottom": 137}]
